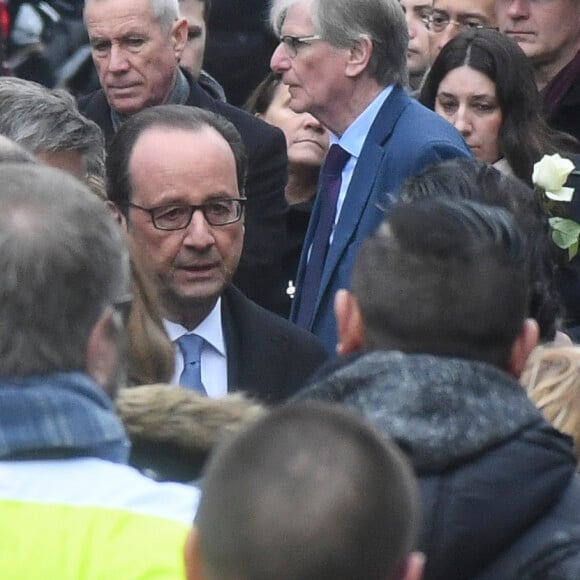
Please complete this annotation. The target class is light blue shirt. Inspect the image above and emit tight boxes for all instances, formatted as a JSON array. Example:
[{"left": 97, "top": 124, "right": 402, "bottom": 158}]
[
  {"left": 331, "top": 85, "right": 394, "bottom": 235},
  {"left": 164, "top": 298, "right": 228, "bottom": 397}
]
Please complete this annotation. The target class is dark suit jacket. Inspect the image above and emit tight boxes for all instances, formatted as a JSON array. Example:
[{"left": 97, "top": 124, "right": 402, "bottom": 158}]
[
  {"left": 291, "top": 86, "right": 472, "bottom": 353},
  {"left": 222, "top": 285, "right": 328, "bottom": 403},
  {"left": 78, "top": 71, "right": 290, "bottom": 315}
]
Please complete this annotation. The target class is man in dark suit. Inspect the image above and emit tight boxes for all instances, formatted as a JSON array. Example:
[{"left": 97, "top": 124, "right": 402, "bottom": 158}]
[
  {"left": 79, "top": 0, "right": 289, "bottom": 315},
  {"left": 107, "top": 104, "right": 327, "bottom": 403},
  {"left": 270, "top": 0, "right": 472, "bottom": 354}
]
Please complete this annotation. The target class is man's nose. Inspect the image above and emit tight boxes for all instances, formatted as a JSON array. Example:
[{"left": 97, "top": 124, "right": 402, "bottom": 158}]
[
  {"left": 270, "top": 42, "right": 291, "bottom": 73},
  {"left": 108, "top": 45, "right": 130, "bottom": 73},
  {"left": 182, "top": 210, "right": 215, "bottom": 249},
  {"left": 506, "top": 0, "right": 530, "bottom": 18}
]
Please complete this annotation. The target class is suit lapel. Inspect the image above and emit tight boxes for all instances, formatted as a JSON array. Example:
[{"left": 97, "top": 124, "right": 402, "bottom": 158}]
[
  {"left": 315, "top": 87, "right": 410, "bottom": 305},
  {"left": 221, "top": 288, "right": 241, "bottom": 391}
]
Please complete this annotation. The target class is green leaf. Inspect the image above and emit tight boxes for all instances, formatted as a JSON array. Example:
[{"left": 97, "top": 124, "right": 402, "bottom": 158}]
[{"left": 549, "top": 218, "right": 580, "bottom": 260}]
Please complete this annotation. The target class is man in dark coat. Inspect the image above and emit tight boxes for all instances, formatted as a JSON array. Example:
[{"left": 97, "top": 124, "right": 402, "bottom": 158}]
[
  {"left": 298, "top": 198, "right": 580, "bottom": 579},
  {"left": 79, "top": 0, "right": 289, "bottom": 315},
  {"left": 107, "top": 104, "right": 327, "bottom": 403}
]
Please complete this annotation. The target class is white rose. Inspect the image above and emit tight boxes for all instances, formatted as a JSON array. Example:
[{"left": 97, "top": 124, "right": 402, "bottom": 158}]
[{"left": 533, "top": 154, "right": 575, "bottom": 201}]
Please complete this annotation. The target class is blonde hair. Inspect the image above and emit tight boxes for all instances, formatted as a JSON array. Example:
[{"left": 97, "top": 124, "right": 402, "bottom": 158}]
[
  {"left": 127, "top": 248, "right": 176, "bottom": 386},
  {"left": 521, "top": 345, "right": 580, "bottom": 468}
]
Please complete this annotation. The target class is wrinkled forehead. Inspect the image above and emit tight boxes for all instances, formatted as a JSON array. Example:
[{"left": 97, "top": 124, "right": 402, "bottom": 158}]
[
  {"left": 432, "top": 0, "right": 495, "bottom": 20},
  {"left": 84, "top": 0, "right": 159, "bottom": 30}
]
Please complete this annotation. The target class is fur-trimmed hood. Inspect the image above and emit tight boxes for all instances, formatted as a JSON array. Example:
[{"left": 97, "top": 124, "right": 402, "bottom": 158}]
[{"left": 116, "top": 384, "right": 265, "bottom": 482}]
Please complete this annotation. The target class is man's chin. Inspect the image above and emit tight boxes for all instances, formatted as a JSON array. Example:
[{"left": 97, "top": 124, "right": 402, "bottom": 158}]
[{"left": 105, "top": 94, "right": 146, "bottom": 117}]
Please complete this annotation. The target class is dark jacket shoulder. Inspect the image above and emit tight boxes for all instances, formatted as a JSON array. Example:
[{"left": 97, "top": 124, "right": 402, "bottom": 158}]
[{"left": 223, "top": 286, "right": 328, "bottom": 403}]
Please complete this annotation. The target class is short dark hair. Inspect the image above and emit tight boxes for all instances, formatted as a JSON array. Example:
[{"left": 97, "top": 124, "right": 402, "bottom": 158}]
[
  {"left": 398, "top": 158, "right": 562, "bottom": 341},
  {"left": 107, "top": 105, "right": 248, "bottom": 216},
  {"left": 419, "top": 28, "right": 578, "bottom": 184},
  {"left": 195, "top": 401, "right": 420, "bottom": 580},
  {"left": 0, "top": 163, "right": 129, "bottom": 375},
  {"left": 353, "top": 198, "right": 529, "bottom": 369}
]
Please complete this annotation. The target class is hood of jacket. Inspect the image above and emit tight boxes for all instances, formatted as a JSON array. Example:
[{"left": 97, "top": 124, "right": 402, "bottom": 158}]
[
  {"left": 117, "top": 384, "right": 265, "bottom": 457},
  {"left": 298, "top": 351, "right": 578, "bottom": 580}
]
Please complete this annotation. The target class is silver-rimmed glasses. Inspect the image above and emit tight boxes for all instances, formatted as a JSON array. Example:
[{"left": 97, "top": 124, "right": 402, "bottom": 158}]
[{"left": 279, "top": 34, "right": 323, "bottom": 57}]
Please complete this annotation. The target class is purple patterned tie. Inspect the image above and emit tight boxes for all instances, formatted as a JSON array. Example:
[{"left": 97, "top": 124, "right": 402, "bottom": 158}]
[{"left": 296, "top": 144, "right": 350, "bottom": 328}]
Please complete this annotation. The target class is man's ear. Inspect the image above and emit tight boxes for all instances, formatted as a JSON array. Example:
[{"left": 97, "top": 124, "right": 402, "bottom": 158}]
[
  {"left": 508, "top": 318, "right": 540, "bottom": 378},
  {"left": 401, "top": 552, "right": 425, "bottom": 580},
  {"left": 334, "top": 289, "right": 364, "bottom": 356},
  {"left": 106, "top": 201, "right": 128, "bottom": 230},
  {"left": 183, "top": 527, "right": 204, "bottom": 580},
  {"left": 171, "top": 17, "right": 189, "bottom": 59},
  {"left": 345, "top": 35, "right": 373, "bottom": 78},
  {"left": 85, "top": 307, "right": 119, "bottom": 394}
]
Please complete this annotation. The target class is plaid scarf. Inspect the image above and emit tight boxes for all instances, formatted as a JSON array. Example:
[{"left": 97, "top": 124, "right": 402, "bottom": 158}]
[{"left": 0, "top": 372, "right": 129, "bottom": 463}]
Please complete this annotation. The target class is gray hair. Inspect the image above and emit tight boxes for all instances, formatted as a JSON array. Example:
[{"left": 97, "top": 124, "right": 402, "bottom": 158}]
[
  {"left": 270, "top": 0, "right": 408, "bottom": 86},
  {"left": 84, "top": 0, "right": 179, "bottom": 33},
  {"left": 0, "top": 135, "right": 37, "bottom": 164},
  {"left": 0, "top": 78, "right": 105, "bottom": 181},
  {"left": 0, "top": 164, "right": 129, "bottom": 376}
]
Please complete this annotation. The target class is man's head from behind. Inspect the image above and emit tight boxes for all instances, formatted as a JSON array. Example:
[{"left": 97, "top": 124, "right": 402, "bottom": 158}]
[
  {"left": 107, "top": 105, "right": 247, "bottom": 330},
  {"left": 0, "top": 77, "right": 105, "bottom": 182},
  {"left": 187, "top": 401, "right": 422, "bottom": 580},
  {"left": 0, "top": 164, "right": 130, "bottom": 396},
  {"left": 398, "top": 158, "right": 562, "bottom": 342},
  {"left": 337, "top": 198, "right": 538, "bottom": 375},
  {"left": 84, "top": 0, "right": 188, "bottom": 116}
]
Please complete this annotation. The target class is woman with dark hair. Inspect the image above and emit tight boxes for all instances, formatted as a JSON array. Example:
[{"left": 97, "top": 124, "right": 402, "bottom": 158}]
[
  {"left": 245, "top": 72, "right": 329, "bottom": 315},
  {"left": 420, "top": 28, "right": 578, "bottom": 184}
]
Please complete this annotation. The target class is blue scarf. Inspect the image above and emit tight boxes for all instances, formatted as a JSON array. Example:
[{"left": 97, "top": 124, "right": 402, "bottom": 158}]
[{"left": 0, "top": 372, "right": 130, "bottom": 463}]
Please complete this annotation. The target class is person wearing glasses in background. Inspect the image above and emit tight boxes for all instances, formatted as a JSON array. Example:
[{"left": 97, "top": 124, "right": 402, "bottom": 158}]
[
  {"left": 427, "top": 0, "right": 497, "bottom": 60},
  {"left": 107, "top": 105, "right": 328, "bottom": 402},
  {"left": 269, "top": 0, "right": 471, "bottom": 354}
]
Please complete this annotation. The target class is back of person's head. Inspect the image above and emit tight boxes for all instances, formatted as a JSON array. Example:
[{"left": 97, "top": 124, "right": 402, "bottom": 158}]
[
  {"left": 0, "top": 163, "right": 129, "bottom": 377},
  {"left": 270, "top": 0, "right": 408, "bottom": 87},
  {"left": 0, "top": 135, "right": 37, "bottom": 164},
  {"left": 398, "top": 158, "right": 562, "bottom": 341},
  {"left": 188, "top": 401, "right": 422, "bottom": 580},
  {"left": 521, "top": 345, "right": 580, "bottom": 468},
  {"left": 0, "top": 77, "right": 105, "bottom": 182},
  {"left": 352, "top": 198, "right": 531, "bottom": 370}
]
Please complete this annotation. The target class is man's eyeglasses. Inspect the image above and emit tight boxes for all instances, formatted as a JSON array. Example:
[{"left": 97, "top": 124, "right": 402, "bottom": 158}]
[
  {"left": 126, "top": 198, "right": 247, "bottom": 230},
  {"left": 279, "top": 34, "right": 323, "bottom": 58},
  {"left": 423, "top": 12, "right": 496, "bottom": 33}
]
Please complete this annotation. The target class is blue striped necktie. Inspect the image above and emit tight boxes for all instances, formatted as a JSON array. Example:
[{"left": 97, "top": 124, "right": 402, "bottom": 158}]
[{"left": 177, "top": 334, "right": 206, "bottom": 395}]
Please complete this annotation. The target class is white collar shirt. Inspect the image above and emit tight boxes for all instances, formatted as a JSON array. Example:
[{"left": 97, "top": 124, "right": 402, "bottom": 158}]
[{"left": 164, "top": 297, "right": 228, "bottom": 398}]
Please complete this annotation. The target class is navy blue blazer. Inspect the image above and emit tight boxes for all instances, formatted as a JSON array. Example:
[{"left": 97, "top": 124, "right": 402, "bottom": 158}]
[{"left": 291, "top": 86, "right": 472, "bottom": 353}]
